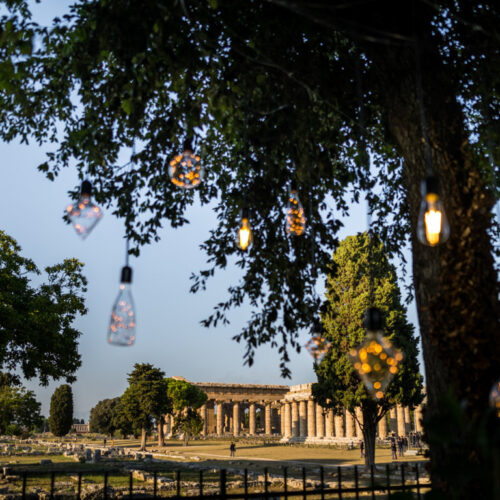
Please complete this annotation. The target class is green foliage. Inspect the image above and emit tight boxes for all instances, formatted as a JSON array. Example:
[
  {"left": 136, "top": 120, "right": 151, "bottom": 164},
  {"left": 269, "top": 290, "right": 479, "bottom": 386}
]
[
  {"left": 166, "top": 378, "right": 208, "bottom": 412},
  {"left": 120, "top": 363, "right": 170, "bottom": 433},
  {"left": 89, "top": 397, "right": 123, "bottom": 436},
  {"left": 166, "top": 378, "right": 207, "bottom": 446},
  {"left": 313, "top": 233, "right": 423, "bottom": 412},
  {"left": 0, "top": 380, "right": 42, "bottom": 435},
  {"left": 0, "top": 231, "right": 87, "bottom": 384},
  {"left": 173, "top": 408, "right": 204, "bottom": 446},
  {"left": 49, "top": 384, "right": 73, "bottom": 437}
]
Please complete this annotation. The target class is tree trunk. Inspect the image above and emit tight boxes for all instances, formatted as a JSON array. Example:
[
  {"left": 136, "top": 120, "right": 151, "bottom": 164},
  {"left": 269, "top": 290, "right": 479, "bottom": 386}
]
[
  {"left": 366, "top": 16, "right": 500, "bottom": 495},
  {"left": 158, "top": 417, "right": 165, "bottom": 447},
  {"left": 360, "top": 406, "right": 378, "bottom": 467},
  {"left": 140, "top": 427, "right": 147, "bottom": 451}
]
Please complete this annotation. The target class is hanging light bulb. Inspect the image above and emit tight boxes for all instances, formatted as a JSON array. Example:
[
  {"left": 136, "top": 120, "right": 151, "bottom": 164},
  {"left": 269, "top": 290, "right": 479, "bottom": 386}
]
[
  {"left": 168, "top": 138, "right": 203, "bottom": 189},
  {"left": 286, "top": 181, "right": 306, "bottom": 236},
  {"left": 349, "top": 308, "right": 403, "bottom": 399},
  {"left": 108, "top": 266, "right": 136, "bottom": 346},
  {"left": 237, "top": 207, "right": 253, "bottom": 251},
  {"left": 66, "top": 180, "right": 103, "bottom": 239},
  {"left": 489, "top": 379, "right": 500, "bottom": 418},
  {"left": 417, "top": 176, "right": 450, "bottom": 246},
  {"left": 305, "top": 318, "right": 331, "bottom": 362}
]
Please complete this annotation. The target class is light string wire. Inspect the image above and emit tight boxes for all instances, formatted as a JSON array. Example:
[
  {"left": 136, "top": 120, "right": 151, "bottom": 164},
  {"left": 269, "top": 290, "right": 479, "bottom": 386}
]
[
  {"left": 355, "top": 51, "right": 375, "bottom": 307},
  {"left": 414, "top": 39, "right": 434, "bottom": 176},
  {"left": 124, "top": 141, "right": 136, "bottom": 269}
]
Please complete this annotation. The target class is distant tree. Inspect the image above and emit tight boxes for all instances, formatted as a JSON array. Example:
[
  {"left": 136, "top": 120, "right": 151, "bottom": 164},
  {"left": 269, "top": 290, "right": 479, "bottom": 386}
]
[
  {"left": 167, "top": 378, "right": 207, "bottom": 446},
  {"left": 49, "top": 384, "right": 73, "bottom": 437},
  {"left": 312, "top": 233, "right": 424, "bottom": 466},
  {"left": 0, "top": 384, "right": 42, "bottom": 435},
  {"left": 0, "top": 231, "right": 87, "bottom": 384},
  {"left": 89, "top": 397, "right": 122, "bottom": 437},
  {"left": 121, "top": 363, "right": 170, "bottom": 450}
]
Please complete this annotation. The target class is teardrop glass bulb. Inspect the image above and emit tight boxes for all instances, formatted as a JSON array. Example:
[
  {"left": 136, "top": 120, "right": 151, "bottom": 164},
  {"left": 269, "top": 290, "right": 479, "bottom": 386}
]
[{"left": 108, "top": 267, "right": 136, "bottom": 346}]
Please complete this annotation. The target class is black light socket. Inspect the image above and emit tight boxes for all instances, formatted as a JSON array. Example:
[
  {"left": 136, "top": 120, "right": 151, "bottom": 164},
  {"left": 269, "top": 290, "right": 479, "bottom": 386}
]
[
  {"left": 120, "top": 266, "right": 133, "bottom": 284},
  {"left": 290, "top": 180, "right": 298, "bottom": 191},
  {"left": 364, "top": 307, "right": 383, "bottom": 331},
  {"left": 183, "top": 137, "right": 193, "bottom": 152},
  {"left": 421, "top": 176, "right": 440, "bottom": 197},
  {"left": 312, "top": 317, "right": 323, "bottom": 334},
  {"left": 81, "top": 180, "right": 92, "bottom": 196},
  {"left": 241, "top": 206, "right": 250, "bottom": 219}
]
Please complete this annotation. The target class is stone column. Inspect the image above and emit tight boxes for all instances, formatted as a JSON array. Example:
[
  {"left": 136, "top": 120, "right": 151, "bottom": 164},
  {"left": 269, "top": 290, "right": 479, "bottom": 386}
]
[
  {"left": 334, "top": 414, "right": 345, "bottom": 438},
  {"left": 265, "top": 403, "right": 272, "bottom": 435},
  {"left": 355, "top": 407, "right": 363, "bottom": 438},
  {"left": 325, "top": 409, "right": 334, "bottom": 437},
  {"left": 200, "top": 404, "right": 207, "bottom": 436},
  {"left": 345, "top": 411, "right": 355, "bottom": 438},
  {"left": 249, "top": 402, "right": 256, "bottom": 435},
  {"left": 216, "top": 402, "right": 224, "bottom": 436},
  {"left": 378, "top": 414, "right": 388, "bottom": 439},
  {"left": 414, "top": 405, "right": 424, "bottom": 433},
  {"left": 404, "top": 407, "right": 412, "bottom": 434},
  {"left": 233, "top": 402, "right": 240, "bottom": 436},
  {"left": 307, "top": 400, "right": 316, "bottom": 437},
  {"left": 389, "top": 408, "right": 398, "bottom": 434},
  {"left": 316, "top": 403, "right": 325, "bottom": 437},
  {"left": 397, "top": 404, "right": 406, "bottom": 436},
  {"left": 280, "top": 404, "right": 285, "bottom": 436},
  {"left": 299, "top": 401, "right": 307, "bottom": 437},
  {"left": 291, "top": 401, "right": 299, "bottom": 437},
  {"left": 284, "top": 402, "right": 292, "bottom": 438}
]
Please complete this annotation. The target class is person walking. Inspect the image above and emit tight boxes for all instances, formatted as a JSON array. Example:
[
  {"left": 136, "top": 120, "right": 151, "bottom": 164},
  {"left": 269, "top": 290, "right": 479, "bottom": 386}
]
[
  {"left": 391, "top": 437, "right": 398, "bottom": 460},
  {"left": 229, "top": 442, "right": 236, "bottom": 457},
  {"left": 360, "top": 440, "right": 364, "bottom": 458}
]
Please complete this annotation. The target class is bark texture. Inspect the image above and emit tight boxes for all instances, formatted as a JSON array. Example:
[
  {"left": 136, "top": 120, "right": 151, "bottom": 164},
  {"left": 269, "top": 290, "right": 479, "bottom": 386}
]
[{"left": 368, "top": 29, "right": 500, "bottom": 496}]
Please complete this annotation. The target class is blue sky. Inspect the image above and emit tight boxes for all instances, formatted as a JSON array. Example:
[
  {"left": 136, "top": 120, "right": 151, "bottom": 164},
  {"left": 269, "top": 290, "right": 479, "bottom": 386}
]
[{"left": 1, "top": 1, "right": 421, "bottom": 420}]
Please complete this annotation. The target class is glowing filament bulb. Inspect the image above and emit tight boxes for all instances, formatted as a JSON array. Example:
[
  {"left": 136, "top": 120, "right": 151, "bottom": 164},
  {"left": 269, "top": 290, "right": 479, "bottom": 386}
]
[
  {"left": 237, "top": 207, "right": 253, "bottom": 251},
  {"left": 66, "top": 180, "right": 103, "bottom": 239},
  {"left": 417, "top": 177, "right": 450, "bottom": 246},
  {"left": 286, "top": 181, "right": 306, "bottom": 236},
  {"left": 108, "top": 266, "right": 136, "bottom": 346},
  {"left": 168, "top": 139, "right": 203, "bottom": 189}
]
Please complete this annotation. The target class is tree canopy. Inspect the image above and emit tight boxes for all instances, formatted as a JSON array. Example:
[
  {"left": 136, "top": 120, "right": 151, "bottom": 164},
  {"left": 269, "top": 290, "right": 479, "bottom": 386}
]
[
  {"left": 0, "top": 230, "right": 87, "bottom": 384},
  {"left": 49, "top": 384, "right": 74, "bottom": 437},
  {"left": 0, "top": 373, "right": 42, "bottom": 436},
  {"left": 0, "top": 1, "right": 498, "bottom": 491},
  {"left": 120, "top": 363, "right": 170, "bottom": 449},
  {"left": 312, "top": 233, "right": 424, "bottom": 465},
  {"left": 89, "top": 397, "right": 122, "bottom": 437}
]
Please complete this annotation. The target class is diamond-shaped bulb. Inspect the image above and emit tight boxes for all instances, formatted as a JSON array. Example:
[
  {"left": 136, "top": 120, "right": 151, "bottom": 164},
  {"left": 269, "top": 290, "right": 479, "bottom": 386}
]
[
  {"left": 66, "top": 181, "right": 103, "bottom": 239},
  {"left": 349, "top": 332, "right": 403, "bottom": 399},
  {"left": 489, "top": 379, "right": 500, "bottom": 418}
]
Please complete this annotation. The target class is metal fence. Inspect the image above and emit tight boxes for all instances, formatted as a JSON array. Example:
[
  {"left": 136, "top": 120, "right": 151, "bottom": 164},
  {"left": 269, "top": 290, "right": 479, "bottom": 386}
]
[{"left": 14, "top": 462, "right": 431, "bottom": 499}]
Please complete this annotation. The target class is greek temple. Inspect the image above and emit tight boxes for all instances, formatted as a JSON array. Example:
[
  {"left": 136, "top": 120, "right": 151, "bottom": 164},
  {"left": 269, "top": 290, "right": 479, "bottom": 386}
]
[{"left": 164, "top": 378, "right": 424, "bottom": 442}]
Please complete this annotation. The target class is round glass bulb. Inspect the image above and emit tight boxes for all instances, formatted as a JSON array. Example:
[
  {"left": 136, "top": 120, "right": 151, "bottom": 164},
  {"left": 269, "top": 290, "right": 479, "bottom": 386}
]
[
  {"left": 168, "top": 149, "right": 203, "bottom": 189},
  {"left": 489, "top": 379, "right": 500, "bottom": 418}
]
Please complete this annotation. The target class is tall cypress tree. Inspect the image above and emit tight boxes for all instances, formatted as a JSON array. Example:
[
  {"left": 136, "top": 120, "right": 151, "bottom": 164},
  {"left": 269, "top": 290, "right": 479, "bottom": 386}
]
[
  {"left": 49, "top": 384, "right": 73, "bottom": 437},
  {"left": 312, "top": 233, "right": 424, "bottom": 466}
]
